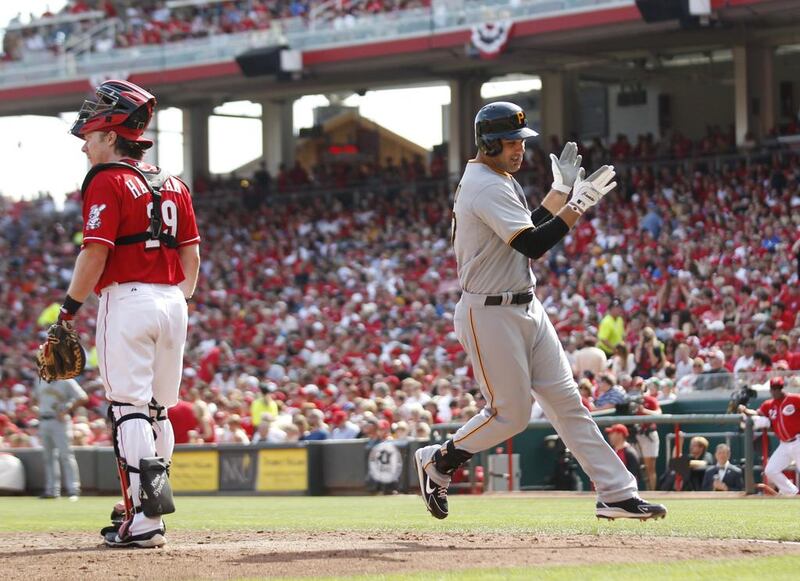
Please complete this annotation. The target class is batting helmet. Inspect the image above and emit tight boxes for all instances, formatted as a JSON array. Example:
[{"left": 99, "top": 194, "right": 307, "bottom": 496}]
[
  {"left": 474, "top": 101, "right": 538, "bottom": 156},
  {"left": 70, "top": 80, "right": 156, "bottom": 149}
]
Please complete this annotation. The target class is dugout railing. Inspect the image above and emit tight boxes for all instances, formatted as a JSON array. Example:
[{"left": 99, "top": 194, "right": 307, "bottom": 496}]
[{"left": 430, "top": 414, "right": 761, "bottom": 494}]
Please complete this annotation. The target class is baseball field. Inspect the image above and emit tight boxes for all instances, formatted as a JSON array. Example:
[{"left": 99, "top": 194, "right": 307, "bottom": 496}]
[{"left": 1, "top": 493, "right": 798, "bottom": 580}]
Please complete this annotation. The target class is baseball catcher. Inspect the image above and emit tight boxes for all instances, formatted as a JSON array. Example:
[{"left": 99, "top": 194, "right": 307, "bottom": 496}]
[
  {"left": 62, "top": 79, "right": 200, "bottom": 548},
  {"left": 35, "top": 320, "right": 87, "bottom": 383}
]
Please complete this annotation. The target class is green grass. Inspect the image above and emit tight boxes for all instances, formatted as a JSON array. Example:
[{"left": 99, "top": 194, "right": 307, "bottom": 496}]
[{"left": 1, "top": 495, "right": 799, "bottom": 541}]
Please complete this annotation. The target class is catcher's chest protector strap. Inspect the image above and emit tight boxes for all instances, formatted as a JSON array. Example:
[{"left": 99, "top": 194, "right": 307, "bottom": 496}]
[{"left": 82, "top": 161, "right": 178, "bottom": 249}]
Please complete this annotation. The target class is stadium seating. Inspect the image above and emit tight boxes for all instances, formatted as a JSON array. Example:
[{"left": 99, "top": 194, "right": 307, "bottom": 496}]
[{"left": 0, "top": 138, "right": 798, "bottom": 449}]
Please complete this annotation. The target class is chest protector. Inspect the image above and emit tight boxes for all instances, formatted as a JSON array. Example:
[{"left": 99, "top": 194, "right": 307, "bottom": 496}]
[{"left": 81, "top": 161, "right": 178, "bottom": 249}]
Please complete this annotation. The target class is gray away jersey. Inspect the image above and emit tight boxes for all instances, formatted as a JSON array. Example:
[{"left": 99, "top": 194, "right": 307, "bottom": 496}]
[
  {"left": 452, "top": 161, "right": 536, "bottom": 294},
  {"left": 35, "top": 378, "right": 87, "bottom": 417}
]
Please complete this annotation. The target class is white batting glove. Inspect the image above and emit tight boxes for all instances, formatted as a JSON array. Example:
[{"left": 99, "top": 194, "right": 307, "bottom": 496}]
[
  {"left": 567, "top": 165, "right": 617, "bottom": 215},
  {"left": 549, "top": 142, "right": 582, "bottom": 194}
]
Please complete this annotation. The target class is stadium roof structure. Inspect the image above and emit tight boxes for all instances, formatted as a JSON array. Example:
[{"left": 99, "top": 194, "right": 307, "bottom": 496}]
[{"left": 0, "top": 0, "right": 799, "bottom": 117}]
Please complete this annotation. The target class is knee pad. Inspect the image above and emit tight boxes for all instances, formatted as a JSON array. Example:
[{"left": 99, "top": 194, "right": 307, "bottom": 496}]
[{"left": 139, "top": 456, "right": 175, "bottom": 517}]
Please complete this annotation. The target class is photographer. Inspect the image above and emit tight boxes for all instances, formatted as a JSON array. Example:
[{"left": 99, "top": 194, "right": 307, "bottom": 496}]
[
  {"left": 739, "top": 376, "right": 800, "bottom": 495},
  {"left": 633, "top": 327, "right": 665, "bottom": 379},
  {"left": 624, "top": 377, "right": 663, "bottom": 491},
  {"left": 604, "top": 424, "right": 642, "bottom": 486}
]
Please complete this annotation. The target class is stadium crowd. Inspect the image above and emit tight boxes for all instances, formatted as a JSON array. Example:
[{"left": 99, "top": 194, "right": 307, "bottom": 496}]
[
  {"left": 1, "top": 0, "right": 433, "bottom": 62},
  {"left": 0, "top": 136, "right": 799, "bottom": 454}
]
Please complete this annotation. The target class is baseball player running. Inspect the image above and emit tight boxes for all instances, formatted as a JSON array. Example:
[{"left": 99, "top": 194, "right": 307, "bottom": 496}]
[
  {"left": 739, "top": 376, "right": 800, "bottom": 495},
  {"left": 65, "top": 80, "right": 201, "bottom": 547},
  {"left": 415, "top": 102, "right": 666, "bottom": 521}
]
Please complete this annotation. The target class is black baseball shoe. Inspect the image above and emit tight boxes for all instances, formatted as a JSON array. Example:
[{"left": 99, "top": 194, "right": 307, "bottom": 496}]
[
  {"left": 415, "top": 447, "right": 449, "bottom": 520},
  {"left": 104, "top": 527, "right": 166, "bottom": 548},
  {"left": 596, "top": 497, "right": 667, "bottom": 521}
]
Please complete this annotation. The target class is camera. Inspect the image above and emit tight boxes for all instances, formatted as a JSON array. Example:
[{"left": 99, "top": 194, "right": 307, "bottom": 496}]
[
  {"left": 615, "top": 393, "right": 647, "bottom": 438},
  {"left": 615, "top": 392, "right": 644, "bottom": 416},
  {"left": 544, "top": 435, "right": 583, "bottom": 491},
  {"left": 726, "top": 385, "right": 757, "bottom": 413}
]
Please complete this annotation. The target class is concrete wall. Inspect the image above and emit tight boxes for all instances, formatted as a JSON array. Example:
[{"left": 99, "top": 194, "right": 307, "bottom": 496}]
[
  {"left": 2, "top": 440, "right": 425, "bottom": 496},
  {"left": 666, "top": 79, "right": 734, "bottom": 140},
  {"left": 774, "top": 52, "right": 800, "bottom": 130},
  {"left": 608, "top": 78, "right": 734, "bottom": 142},
  {"left": 607, "top": 85, "right": 660, "bottom": 140}
]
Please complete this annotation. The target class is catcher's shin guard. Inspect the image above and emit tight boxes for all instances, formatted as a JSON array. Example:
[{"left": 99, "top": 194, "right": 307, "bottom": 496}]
[
  {"left": 107, "top": 402, "right": 161, "bottom": 532},
  {"left": 139, "top": 457, "right": 175, "bottom": 516}
]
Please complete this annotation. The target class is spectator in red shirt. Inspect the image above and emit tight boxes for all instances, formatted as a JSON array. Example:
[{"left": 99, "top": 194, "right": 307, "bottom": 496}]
[
  {"left": 605, "top": 424, "right": 641, "bottom": 486},
  {"left": 170, "top": 400, "right": 199, "bottom": 445}
]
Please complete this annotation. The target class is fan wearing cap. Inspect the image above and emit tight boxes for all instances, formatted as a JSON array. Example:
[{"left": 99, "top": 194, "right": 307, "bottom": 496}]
[
  {"left": 604, "top": 424, "right": 641, "bottom": 486},
  {"left": 66, "top": 80, "right": 201, "bottom": 548},
  {"left": 739, "top": 376, "right": 800, "bottom": 495}
]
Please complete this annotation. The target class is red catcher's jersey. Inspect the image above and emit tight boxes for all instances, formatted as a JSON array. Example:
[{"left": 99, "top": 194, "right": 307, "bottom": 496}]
[
  {"left": 759, "top": 393, "right": 800, "bottom": 442},
  {"left": 81, "top": 160, "right": 200, "bottom": 294}
]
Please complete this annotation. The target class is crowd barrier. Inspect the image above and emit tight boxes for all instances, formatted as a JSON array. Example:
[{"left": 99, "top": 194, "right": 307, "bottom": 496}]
[
  {"left": 5, "top": 439, "right": 426, "bottom": 496},
  {"left": 5, "top": 394, "right": 799, "bottom": 496}
]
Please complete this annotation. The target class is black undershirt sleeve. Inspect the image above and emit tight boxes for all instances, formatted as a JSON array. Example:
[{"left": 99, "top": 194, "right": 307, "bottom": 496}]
[
  {"left": 509, "top": 216, "right": 570, "bottom": 260},
  {"left": 530, "top": 206, "right": 553, "bottom": 227}
]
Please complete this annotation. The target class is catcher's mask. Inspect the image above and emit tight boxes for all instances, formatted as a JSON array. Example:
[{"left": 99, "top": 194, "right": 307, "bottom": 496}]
[
  {"left": 70, "top": 80, "right": 156, "bottom": 149},
  {"left": 474, "top": 101, "right": 538, "bottom": 156}
]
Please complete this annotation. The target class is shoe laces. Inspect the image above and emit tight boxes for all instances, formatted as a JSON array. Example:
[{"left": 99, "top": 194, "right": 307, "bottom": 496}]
[{"left": 436, "top": 485, "right": 448, "bottom": 499}]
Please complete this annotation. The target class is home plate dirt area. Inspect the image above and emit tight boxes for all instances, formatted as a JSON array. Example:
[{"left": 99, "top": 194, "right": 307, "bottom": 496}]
[{"left": 2, "top": 530, "right": 799, "bottom": 580}]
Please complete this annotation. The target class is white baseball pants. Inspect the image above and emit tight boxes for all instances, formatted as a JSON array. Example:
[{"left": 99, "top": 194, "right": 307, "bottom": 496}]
[
  {"left": 96, "top": 282, "right": 187, "bottom": 408},
  {"left": 764, "top": 439, "right": 800, "bottom": 495}
]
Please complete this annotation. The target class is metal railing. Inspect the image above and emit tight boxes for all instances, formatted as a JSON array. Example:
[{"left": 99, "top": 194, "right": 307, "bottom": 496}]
[
  {"left": 0, "top": 0, "right": 633, "bottom": 88},
  {"left": 431, "top": 414, "right": 759, "bottom": 493}
]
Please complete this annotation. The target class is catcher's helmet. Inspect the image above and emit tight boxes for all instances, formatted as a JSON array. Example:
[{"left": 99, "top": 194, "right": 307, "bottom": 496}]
[
  {"left": 475, "top": 101, "right": 538, "bottom": 156},
  {"left": 70, "top": 80, "right": 156, "bottom": 149}
]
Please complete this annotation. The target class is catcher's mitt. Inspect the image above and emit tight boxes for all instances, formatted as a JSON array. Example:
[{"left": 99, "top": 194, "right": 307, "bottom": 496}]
[{"left": 35, "top": 321, "right": 86, "bottom": 382}]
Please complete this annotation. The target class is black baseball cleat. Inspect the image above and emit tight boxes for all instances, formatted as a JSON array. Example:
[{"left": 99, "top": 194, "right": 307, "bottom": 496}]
[
  {"left": 104, "top": 527, "right": 166, "bottom": 548},
  {"left": 415, "top": 448, "right": 449, "bottom": 520},
  {"left": 596, "top": 497, "right": 667, "bottom": 521}
]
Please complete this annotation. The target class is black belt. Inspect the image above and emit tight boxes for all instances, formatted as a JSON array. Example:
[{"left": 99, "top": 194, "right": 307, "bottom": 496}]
[{"left": 484, "top": 292, "right": 534, "bottom": 306}]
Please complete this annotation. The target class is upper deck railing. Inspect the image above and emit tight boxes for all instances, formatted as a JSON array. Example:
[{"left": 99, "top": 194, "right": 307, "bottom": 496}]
[{"left": 0, "top": 0, "right": 633, "bottom": 89}]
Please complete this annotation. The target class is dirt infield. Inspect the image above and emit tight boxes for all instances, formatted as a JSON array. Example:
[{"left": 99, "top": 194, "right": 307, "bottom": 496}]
[{"left": 2, "top": 530, "right": 799, "bottom": 580}]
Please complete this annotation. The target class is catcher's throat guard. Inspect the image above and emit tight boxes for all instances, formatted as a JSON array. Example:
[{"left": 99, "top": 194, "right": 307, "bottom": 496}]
[{"left": 139, "top": 457, "right": 175, "bottom": 517}]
